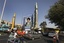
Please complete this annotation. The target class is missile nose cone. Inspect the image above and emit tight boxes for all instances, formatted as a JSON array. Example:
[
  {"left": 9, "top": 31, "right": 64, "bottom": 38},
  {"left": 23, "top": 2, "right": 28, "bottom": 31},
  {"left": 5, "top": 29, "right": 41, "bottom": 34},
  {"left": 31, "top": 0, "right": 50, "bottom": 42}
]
[
  {"left": 36, "top": 2, "right": 38, "bottom": 8},
  {"left": 14, "top": 13, "right": 16, "bottom": 17}
]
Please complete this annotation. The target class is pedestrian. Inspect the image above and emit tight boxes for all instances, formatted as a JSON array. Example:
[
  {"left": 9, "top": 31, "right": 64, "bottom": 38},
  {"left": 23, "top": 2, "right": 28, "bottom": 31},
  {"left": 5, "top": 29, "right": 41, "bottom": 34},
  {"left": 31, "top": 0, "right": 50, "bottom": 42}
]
[
  {"left": 56, "top": 32, "right": 59, "bottom": 43},
  {"left": 13, "top": 29, "right": 20, "bottom": 43},
  {"left": 53, "top": 35, "right": 57, "bottom": 43},
  {"left": 17, "top": 28, "right": 26, "bottom": 43},
  {"left": 53, "top": 31, "right": 60, "bottom": 43},
  {"left": 8, "top": 28, "right": 20, "bottom": 43}
]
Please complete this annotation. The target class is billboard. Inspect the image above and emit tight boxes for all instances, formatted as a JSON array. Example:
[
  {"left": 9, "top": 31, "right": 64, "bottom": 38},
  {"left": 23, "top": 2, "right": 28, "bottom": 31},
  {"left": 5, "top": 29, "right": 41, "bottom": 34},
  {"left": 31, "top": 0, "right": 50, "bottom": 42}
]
[{"left": 24, "top": 17, "right": 32, "bottom": 30}]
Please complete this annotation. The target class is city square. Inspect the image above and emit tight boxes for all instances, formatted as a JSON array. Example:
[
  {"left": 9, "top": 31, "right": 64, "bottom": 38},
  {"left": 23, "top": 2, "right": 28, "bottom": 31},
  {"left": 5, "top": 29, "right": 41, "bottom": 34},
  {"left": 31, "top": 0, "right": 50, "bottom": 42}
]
[{"left": 0, "top": 0, "right": 64, "bottom": 43}]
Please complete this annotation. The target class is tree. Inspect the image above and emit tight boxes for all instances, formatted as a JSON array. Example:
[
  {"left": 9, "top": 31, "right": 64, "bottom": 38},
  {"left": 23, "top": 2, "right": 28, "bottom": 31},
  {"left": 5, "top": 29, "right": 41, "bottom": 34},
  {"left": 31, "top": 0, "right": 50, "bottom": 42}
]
[
  {"left": 40, "top": 21, "right": 47, "bottom": 32},
  {"left": 40, "top": 21, "right": 47, "bottom": 28},
  {"left": 1, "top": 20, "right": 5, "bottom": 24},
  {"left": 46, "top": 0, "right": 64, "bottom": 30}
]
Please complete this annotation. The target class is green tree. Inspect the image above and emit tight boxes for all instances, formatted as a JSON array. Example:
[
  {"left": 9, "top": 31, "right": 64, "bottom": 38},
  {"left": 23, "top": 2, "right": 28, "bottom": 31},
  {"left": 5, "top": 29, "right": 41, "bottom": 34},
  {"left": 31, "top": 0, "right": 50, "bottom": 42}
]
[
  {"left": 40, "top": 21, "right": 47, "bottom": 32},
  {"left": 40, "top": 21, "right": 47, "bottom": 28},
  {"left": 46, "top": 0, "right": 64, "bottom": 30},
  {"left": 1, "top": 20, "right": 5, "bottom": 24}
]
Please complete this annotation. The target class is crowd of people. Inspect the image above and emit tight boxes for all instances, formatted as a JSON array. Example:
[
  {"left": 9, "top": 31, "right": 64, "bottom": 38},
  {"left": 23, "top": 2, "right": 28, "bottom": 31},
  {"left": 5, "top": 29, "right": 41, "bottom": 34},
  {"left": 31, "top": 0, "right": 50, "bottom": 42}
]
[
  {"left": 8, "top": 28, "right": 26, "bottom": 43},
  {"left": 7, "top": 17, "right": 31, "bottom": 43}
]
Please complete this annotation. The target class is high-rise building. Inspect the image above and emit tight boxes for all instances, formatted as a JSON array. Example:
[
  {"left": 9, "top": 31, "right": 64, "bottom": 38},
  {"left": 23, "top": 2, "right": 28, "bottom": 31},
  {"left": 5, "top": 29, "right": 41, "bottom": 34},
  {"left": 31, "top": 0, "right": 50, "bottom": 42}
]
[{"left": 34, "top": 2, "right": 38, "bottom": 29}]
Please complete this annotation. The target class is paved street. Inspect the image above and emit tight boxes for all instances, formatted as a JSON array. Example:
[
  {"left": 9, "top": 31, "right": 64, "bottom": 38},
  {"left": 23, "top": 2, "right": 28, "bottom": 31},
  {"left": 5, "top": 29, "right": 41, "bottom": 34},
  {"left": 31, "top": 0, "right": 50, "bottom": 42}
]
[
  {"left": 0, "top": 34, "right": 9, "bottom": 43},
  {"left": 59, "top": 35, "right": 64, "bottom": 43},
  {"left": 0, "top": 0, "right": 64, "bottom": 43},
  {"left": 27, "top": 36, "right": 53, "bottom": 43},
  {"left": 0, "top": 34, "right": 64, "bottom": 43}
]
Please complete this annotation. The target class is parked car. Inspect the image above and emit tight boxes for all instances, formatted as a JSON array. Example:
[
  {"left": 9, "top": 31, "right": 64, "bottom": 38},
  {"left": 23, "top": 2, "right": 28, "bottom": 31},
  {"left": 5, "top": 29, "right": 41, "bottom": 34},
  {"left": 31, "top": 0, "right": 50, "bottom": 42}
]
[
  {"left": 48, "top": 32, "right": 56, "bottom": 37},
  {"left": 24, "top": 31, "right": 42, "bottom": 40},
  {"left": 2, "top": 27, "right": 9, "bottom": 32},
  {"left": 0, "top": 24, "right": 9, "bottom": 33},
  {"left": 0, "top": 27, "right": 3, "bottom": 31}
]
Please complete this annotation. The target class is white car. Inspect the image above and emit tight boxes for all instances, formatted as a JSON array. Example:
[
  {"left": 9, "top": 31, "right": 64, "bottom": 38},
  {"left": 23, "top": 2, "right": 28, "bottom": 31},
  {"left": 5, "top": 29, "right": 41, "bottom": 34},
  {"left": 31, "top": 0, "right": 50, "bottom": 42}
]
[{"left": 48, "top": 32, "right": 56, "bottom": 37}]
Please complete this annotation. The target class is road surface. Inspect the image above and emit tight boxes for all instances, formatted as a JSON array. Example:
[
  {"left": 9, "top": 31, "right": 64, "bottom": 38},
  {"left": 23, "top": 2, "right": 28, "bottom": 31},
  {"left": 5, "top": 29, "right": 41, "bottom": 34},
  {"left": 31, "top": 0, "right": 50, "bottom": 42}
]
[{"left": 0, "top": 34, "right": 64, "bottom": 43}]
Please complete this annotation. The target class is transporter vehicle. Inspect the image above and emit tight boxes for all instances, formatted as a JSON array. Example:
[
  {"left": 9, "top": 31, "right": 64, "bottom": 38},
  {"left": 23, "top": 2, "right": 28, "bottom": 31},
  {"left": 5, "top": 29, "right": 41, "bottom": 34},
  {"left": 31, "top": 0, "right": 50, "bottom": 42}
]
[
  {"left": 24, "top": 30, "right": 42, "bottom": 40},
  {"left": 48, "top": 32, "right": 56, "bottom": 37}
]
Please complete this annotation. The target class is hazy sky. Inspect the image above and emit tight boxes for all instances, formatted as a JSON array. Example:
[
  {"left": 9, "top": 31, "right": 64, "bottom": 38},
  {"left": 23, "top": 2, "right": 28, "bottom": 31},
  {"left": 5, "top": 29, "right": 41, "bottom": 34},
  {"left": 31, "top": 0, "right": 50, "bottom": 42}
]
[{"left": 0, "top": 0, "right": 58, "bottom": 28}]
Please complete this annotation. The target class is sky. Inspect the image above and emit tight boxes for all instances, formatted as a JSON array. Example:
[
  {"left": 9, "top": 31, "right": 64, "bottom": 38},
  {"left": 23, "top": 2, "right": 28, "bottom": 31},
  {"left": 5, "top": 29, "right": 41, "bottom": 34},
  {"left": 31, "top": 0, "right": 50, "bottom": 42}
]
[{"left": 0, "top": 0, "right": 58, "bottom": 28}]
